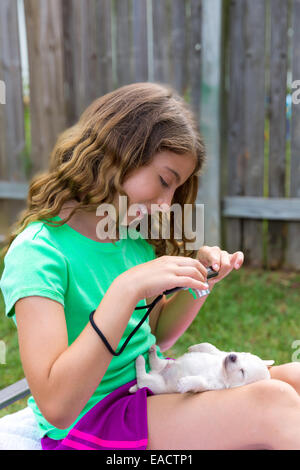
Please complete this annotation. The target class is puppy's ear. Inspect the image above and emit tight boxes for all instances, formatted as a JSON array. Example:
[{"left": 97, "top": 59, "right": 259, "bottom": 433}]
[
  {"left": 188, "top": 343, "right": 221, "bottom": 355},
  {"left": 263, "top": 360, "right": 275, "bottom": 367}
]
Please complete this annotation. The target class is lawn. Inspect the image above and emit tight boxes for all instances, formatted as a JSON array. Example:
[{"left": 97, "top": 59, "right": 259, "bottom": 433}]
[{"left": 1, "top": 259, "right": 300, "bottom": 419}]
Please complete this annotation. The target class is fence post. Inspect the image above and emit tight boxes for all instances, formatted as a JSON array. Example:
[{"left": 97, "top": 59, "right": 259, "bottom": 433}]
[
  {"left": 189, "top": 0, "right": 202, "bottom": 118},
  {"left": 242, "top": 0, "right": 266, "bottom": 267},
  {"left": 286, "top": 0, "right": 300, "bottom": 271},
  {"left": 152, "top": 0, "right": 171, "bottom": 84},
  {"left": 132, "top": 0, "right": 148, "bottom": 83},
  {"left": 197, "top": 0, "right": 222, "bottom": 246},
  {"left": 267, "top": 0, "right": 288, "bottom": 269},
  {"left": 0, "top": 0, "right": 26, "bottom": 237},
  {"left": 225, "top": 0, "right": 246, "bottom": 255},
  {"left": 24, "top": 0, "right": 66, "bottom": 176}
]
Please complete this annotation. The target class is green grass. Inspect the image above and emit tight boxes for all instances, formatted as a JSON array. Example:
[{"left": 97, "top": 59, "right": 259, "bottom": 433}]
[
  {"left": 1, "top": 261, "right": 300, "bottom": 418},
  {"left": 166, "top": 267, "right": 300, "bottom": 365}
]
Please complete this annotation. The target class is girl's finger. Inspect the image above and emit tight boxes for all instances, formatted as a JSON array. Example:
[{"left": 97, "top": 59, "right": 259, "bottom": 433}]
[
  {"left": 175, "top": 266, "right": 208, "bottom": 288},
  {"left": 172, "top": 256, "right": 208, "bottom": 278},
  {"left": 219, "top": 250, "right": 233, "bottom": 275},
  {"left": 231, "top": 251, "right": 244, "bottom": 269},
  {"left": 197, "top": 246, "right": 221, "bottom": 271},
  {"left": 175, "top": 276, "right": 210, "bottom": 291}
]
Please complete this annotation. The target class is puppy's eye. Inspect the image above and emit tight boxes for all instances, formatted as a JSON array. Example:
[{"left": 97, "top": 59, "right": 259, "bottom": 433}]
[{"left": 240, "top": 369, "right": 245, "bottom": 376}]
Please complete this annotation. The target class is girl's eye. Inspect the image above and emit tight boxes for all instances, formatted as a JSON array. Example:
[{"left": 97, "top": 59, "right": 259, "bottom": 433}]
[{"left": 159, "top": 176, "right": 169, "bottom": 188}]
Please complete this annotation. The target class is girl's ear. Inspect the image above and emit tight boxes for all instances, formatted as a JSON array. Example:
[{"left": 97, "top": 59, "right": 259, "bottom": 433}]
[{"left": 263, "top": 360, "right": 275, "bottom": 367}]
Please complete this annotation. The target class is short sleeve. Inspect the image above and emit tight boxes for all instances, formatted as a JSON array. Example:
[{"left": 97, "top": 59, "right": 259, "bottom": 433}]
[
  {"left": 0, "top": 236, "right": 68, "bottom": 322},
  {"left": 143, "top": 240, "right": 156, "bottom": 262}
]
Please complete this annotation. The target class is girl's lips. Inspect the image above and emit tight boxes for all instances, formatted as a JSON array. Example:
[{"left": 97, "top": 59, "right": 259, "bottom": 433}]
[
  {"left": 137, "top": 204, "right": 148, "bottom": 216},
  {"left": 128, "top": 204, "right": 148, "bottom": 220}
]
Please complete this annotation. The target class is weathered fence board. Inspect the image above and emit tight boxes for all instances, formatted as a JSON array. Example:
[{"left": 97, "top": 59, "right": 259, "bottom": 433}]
[
  {"left": 152, "top": 0, "right": 171, "bottom": 84},
  {"left": 61, "top": 0, "right": 77, "bottom": 126},
  {"left": 96, "top": 0, "right": 113, "bottom": 97},
  {"left": 115, "top": 0, "right": 133, "bottom": 87},
  {"left": 197, "top": 0, "right": 222, "bottom": 246},
  {"left": 242, "top": 0, "right": 266, "bottom": 267},
  {"left": 223, "top": 196, "right": 300, "bottom": 221},
  {"left": 62, "top": 0, "right": 95, "bottom": 122},
  {"left": 225, "top": 0, "right": 246, "bottom": 254},
  {"left": 62, "top": 0, "right": 114, "bottom": 126},
  {"left": 170, "top": 0, "right": 187, "bottom": 96},
  {"left": 1, "top": 0, "right": 300, "bottom": 270},
  {"left": 223, "top": 0, "right": 300, "bottom": 270},
  {"left": 286, "top": 0, "right": 300, "bottom": 270},
  {"left": 0, "top": 0, "right": 26, "bottom": 237},
  {"left": 189, "top": 0, "right": 202, "bottom": 117},
  {"left": 0, "top": 0, "right": 25, "bottom": 181},
  {"left": 0, "top": 181, "right": 28, "bottom": 200},
  {"left": 132, "top": 0, "right": 148, "bottom": 83},
  {"left": 24, "top": 0, "right": 66, "bottom": 175},
  {"left": 267, "top": 0, "right": 288, "bottom": 269}
]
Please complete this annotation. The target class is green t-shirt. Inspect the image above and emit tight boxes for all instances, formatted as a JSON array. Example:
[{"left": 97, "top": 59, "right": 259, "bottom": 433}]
[{"left": 0, "top": 216, "right": 166, "bottom": 440}]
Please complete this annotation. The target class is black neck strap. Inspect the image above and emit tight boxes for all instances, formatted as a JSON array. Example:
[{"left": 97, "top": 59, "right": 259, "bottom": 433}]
[
  {"left": 89, "top": 291, "right": 166, "bottom": 356},
  {"left": 89, "top": 266, "right": 218, "bottom": 356}
]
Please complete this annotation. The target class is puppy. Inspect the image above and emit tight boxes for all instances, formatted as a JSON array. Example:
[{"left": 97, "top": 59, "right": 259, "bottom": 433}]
[{"left": 129, "top": 342, "right": 274, "bottom": 394}]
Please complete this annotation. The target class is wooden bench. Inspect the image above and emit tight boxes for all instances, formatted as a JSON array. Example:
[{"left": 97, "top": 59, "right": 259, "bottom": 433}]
[{"left": 0, "top": 378, "right": 30, "bottom": 410}]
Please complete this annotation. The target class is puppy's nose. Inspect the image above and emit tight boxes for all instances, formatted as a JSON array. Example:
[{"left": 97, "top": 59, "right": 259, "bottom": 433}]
[{"left": 228, "top": 353, "right": 237, "bottom": 363}]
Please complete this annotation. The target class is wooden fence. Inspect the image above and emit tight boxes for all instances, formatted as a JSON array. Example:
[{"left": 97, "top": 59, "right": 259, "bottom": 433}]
[
  {"left": 0, "top": 0, "right": 299, "bottom": 270},
  {"left": 224, "top": 0, "right": 300, "bottom": 270}
]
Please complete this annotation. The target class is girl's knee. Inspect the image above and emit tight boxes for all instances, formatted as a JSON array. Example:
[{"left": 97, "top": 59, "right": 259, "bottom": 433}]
[
  {"left": 270, "top": 362, "right": 300, "bottom": 393},
  {"left": 249, "top": 379, "right": 300, "bottom": 449},
  {"left": 251, "top": 378, "right": 300, "bottom": 410}
]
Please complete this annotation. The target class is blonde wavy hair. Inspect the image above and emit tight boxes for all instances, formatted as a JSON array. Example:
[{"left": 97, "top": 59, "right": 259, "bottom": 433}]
[{"left": 1, "top": 82, "right": 206, "bottom": 259}]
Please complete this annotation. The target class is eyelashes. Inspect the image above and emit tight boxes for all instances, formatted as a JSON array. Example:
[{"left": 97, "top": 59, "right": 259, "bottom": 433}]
[{"left": 159, "top": 176, "right": 169, "bottom": 188}]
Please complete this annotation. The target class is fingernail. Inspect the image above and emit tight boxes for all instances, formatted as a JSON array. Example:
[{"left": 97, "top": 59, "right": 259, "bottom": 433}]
[
  {"left": 235, "top": 263, "right": 240, "bottom": 269},
  {"left": 212, "top": 264, "right": 219, "bottom": 271},
  {"left": 204, "top": 283, "right": 209, "bottom": 288}
]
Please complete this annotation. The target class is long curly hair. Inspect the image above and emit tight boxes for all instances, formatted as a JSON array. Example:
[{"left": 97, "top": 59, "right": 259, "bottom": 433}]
[{"left": 1, "top": 82, "right": 206, "bottom": 259}]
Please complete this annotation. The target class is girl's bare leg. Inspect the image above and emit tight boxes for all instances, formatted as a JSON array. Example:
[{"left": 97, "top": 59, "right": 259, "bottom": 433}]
[
  {"left": 269, "top": 362, "right": 300, "bottom": 395},
  {"left": 146, "top": 378, "right": 300, "bottom": 450}
]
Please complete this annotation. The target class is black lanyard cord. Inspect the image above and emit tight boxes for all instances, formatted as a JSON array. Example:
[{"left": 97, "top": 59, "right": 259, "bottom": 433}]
[
  {"left": 89, "top": 292, "right": 166, "bottom": 356},
  {"left": 89, "top": 267, "right": 218, "bottom": 356}
]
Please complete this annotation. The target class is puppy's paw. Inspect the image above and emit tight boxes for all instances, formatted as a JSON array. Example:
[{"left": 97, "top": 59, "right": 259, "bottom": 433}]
[
  {"left": 129, "top": 384, "right": 138, "bottom": 393},
  {"left": 136, "top": 355, "right": 145, "bottom": 367},
  {"left": 177, "top": 377, "right": 192, "bottom": 394}
]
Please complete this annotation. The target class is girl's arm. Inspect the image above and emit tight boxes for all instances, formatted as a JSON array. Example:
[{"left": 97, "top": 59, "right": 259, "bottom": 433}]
[
  {"left": 15, "top": 254, "right": 209, "bottom": 429},
  {"left": 15, "top": 274, "right": 140, "bottom": 430},
  {"left": 153, "top": 284, "right": 214, "bottom": 351},
  {"left": 153, "top": 247, "right": 245, "bottom": 351}
]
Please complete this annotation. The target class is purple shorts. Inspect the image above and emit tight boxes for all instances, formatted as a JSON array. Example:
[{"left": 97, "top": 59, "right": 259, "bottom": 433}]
[{"left": 41, "top": 379, "right": 154, "bottom": 450}]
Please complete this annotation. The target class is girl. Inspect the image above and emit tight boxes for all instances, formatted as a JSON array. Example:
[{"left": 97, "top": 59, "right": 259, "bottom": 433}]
[{"left": 1, "top": 82, "right": 300, "bottom": 450}]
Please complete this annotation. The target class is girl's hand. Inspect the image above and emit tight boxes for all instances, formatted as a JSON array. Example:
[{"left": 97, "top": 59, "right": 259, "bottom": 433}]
[
  {"left": 196, "top": 246, "right": 244, "bottom": 287},
  {"left": 120, "top": 255, "right": 210, "bottom": 301}
]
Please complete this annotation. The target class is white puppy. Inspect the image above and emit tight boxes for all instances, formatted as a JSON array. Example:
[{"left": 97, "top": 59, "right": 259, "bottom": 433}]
[{"left": 129, "top": 343, "right": 274, "bottom": 394}]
